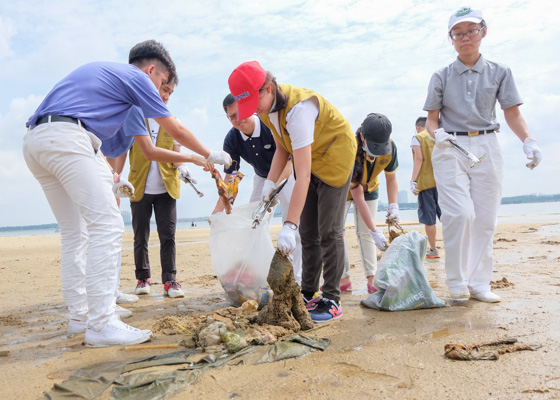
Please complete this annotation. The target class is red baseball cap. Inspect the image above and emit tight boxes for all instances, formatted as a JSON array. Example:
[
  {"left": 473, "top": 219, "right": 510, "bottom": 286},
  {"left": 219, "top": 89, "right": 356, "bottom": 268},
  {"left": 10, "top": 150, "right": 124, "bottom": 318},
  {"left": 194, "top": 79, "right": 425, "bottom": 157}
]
[{"left": 228, "top": 61, "right": 267, "bottom": 120}]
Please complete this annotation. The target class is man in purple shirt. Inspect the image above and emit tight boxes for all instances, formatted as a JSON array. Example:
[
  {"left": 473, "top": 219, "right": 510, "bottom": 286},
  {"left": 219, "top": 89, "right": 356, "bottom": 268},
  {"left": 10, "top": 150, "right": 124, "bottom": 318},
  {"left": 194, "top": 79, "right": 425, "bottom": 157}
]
[{"left": 23, "top": 40, "right": 231, "bottom": 347}]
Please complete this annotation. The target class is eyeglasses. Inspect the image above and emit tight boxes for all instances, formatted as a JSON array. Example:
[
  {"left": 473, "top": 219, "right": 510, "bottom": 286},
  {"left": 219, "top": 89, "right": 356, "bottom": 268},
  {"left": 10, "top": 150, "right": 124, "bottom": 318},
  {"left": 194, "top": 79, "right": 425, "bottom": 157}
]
[
  {"left": 450, "top": 27, "right": 485, "bottom": 41},
  {"left": 226, "top": 113, "right": 238, "bottom": 122}
]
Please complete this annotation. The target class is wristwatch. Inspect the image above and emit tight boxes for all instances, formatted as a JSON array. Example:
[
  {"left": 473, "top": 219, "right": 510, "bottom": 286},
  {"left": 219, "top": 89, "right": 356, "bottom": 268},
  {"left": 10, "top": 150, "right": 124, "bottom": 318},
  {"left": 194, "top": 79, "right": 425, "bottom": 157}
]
[{"left": 283, "top": 221, "right": 298, "bottom": 230}]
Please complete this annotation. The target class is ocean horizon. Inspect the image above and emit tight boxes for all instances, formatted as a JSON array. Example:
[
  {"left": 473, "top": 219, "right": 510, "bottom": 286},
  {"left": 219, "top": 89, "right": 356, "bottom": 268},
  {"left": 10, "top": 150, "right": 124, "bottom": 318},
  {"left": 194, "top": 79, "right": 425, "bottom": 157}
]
[{"left": 2, "top": 201, "right": 560, "bottom": 238}]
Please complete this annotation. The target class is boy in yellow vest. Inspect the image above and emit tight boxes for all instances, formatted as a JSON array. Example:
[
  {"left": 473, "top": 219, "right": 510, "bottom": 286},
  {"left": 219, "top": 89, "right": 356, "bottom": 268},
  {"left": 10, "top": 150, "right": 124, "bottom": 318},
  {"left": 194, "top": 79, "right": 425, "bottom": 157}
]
[
  {"left": 410, "top": 116, "right": 441, "bottom": 258},
  {"left": 127, "top": 78, "right": 197, "bottom": 298}
]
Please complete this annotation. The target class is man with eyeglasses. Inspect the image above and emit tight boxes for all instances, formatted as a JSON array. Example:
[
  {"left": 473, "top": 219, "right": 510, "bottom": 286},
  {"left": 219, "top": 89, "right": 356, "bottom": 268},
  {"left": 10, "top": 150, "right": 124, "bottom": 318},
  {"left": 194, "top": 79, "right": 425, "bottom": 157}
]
[
  {"left": 423, "top": 7, "right": 543, "bottom": 303},
  {"left": 212, "top": 93, "right": 302, "bottom": 284}
]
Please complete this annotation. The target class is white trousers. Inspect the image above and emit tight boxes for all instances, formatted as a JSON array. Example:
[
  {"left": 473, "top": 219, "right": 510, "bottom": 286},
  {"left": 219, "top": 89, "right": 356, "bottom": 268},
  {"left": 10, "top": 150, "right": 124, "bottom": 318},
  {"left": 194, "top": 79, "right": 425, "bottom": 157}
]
[
  {"left": 251, "top": 174, "right": 302, "bottom": 284},
  {"left": 23, "top": 122, "right": 123, "bottom": 331},
  {"left": 432, "top": 133, "right": 504, "bottom": 294},
  {"left": 342, "top": 198, "right": 378, "bottom": 279}
]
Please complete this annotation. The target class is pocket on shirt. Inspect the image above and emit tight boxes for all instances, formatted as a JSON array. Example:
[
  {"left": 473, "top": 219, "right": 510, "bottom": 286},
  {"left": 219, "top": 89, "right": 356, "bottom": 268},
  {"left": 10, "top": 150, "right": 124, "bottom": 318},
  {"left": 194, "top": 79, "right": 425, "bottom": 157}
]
[{"left": 475, "top": 87, "right": 498, "bottom": 111}]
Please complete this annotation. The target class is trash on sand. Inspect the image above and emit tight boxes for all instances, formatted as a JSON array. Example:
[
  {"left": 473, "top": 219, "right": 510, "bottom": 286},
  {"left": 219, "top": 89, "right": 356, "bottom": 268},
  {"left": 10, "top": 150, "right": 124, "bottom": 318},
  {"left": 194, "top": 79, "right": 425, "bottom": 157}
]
[
  {"left": 209, "top": 202, "right": 275, "bottom": 307},
  {"left": 444, "top": 338, "right": 542, "bottom": 361},
  {"left": 361, "top": 231, "right": 447, "bottom": 311},
  {"left": 257, "top": 251, "right": 314, "bottom": 331}
]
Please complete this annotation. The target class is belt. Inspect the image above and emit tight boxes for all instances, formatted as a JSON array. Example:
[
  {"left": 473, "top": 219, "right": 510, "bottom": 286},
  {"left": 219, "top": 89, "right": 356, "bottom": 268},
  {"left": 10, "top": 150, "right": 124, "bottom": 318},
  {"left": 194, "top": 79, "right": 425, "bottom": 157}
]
[
  {"left": 35, "top": 115, "right": 86, "bottom": 130},
  {"left": 451, "top": 130, "right": 494, "bottom": 136}
]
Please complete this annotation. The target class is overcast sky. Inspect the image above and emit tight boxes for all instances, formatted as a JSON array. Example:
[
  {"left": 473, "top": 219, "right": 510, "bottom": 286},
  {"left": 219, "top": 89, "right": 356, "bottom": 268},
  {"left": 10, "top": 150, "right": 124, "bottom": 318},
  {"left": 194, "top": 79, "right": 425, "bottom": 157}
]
[{"left": 1, "top": 0, "right": 559, "bottom": 227}]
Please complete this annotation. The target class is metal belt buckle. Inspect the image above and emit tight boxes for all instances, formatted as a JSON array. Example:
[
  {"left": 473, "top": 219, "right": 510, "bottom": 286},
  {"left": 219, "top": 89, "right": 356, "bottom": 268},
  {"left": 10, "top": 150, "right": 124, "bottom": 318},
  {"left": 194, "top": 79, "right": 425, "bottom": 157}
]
[{"left": 467, "top": 130, "right": 479, "bottom": 136}]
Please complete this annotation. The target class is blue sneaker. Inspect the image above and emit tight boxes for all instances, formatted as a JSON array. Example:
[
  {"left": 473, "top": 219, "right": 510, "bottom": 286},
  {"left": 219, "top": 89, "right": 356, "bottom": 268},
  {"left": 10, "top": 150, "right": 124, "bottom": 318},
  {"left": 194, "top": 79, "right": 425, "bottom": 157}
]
[
  {"left": 301, "top": 292, "right": 322, "bottom": 311},
  {"left": 309, "top": 298, "right": 343, "bottom": 322}
]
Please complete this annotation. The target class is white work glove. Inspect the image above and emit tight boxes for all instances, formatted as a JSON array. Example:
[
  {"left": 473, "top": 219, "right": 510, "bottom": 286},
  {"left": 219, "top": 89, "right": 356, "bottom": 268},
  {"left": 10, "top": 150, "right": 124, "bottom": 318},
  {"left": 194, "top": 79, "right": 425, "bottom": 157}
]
[
  {"left": 207, "top": 150, "right": 233, "bottom": 168},
  {"left": 386, "top": 203, "right": 400, "bottom": 222},
  {"left": 410, "top": 180, "right": 419, "bottom": 196},
  {"left": 177, "top": 164, "right": 196, "bottom": 184},
  {"left": 434, "top": 128, "right": 453, "bottom": 149},
  {"left": 112, "top": 176, "right": 135, "bottom": 198},
  {"left": 370, "top": 228, "right": 389, "bottom": 251},
  {"left": 277, "top": 224, "right": 297, "bottom": 256},
  {"left": 261, "top": 179, "right": 278, "bottom": 208},
  {"left": 523, "top": 137, "right": 542, "bottom": 170}
]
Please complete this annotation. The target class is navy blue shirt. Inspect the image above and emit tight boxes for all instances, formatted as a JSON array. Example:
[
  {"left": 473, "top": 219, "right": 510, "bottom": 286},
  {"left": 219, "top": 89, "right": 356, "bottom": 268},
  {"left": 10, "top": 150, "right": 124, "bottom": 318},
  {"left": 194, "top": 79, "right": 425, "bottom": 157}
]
[{"left": 223, "top": 116, "right": 276, "bottom": 177}]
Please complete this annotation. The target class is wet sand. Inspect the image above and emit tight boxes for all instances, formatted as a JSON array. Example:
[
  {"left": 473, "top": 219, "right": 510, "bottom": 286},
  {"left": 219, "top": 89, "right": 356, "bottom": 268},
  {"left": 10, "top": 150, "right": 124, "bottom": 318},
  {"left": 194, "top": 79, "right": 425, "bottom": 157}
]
[{"left": 1, "top": 219, "right": 559, "bottom": 399}]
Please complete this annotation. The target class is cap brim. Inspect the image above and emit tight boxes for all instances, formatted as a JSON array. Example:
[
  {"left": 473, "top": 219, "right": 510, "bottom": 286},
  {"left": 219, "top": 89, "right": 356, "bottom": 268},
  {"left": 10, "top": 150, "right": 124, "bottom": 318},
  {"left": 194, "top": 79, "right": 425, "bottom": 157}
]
[
  {"left": 365, "top": 140, "right": 391, "bottom": 156},
  {"left": 449, "top": 17, "right": 482, "bottom": 31},
  {"left": 236, "top": 94, "right": 259, "bottom": 120}
]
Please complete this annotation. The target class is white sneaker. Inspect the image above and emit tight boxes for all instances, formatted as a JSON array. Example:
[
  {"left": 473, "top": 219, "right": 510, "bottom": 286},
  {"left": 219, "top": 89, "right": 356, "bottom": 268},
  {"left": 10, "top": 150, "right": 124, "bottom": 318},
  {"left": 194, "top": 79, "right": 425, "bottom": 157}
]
[
  {"left": 67, "top": 319, "right": 87, "bottom": 337},
  {"left": 164, "top": 281, "right": 185, "bottom": 298},
  {"left": 84, "top": 318, "right": 152, "bottom": 348},
  {"left": 135, "top": 279, "right": 151, "bottom": 295},
  {"left": 449, "top": 286, "right": 470, "bottom": 300},
  {"left": 471, "top": 291, "right": 501, "bottom": 303},
  {"left": 426, "top": 248, "right": 440, "bottom": 259},
  {"left": 115, "top": 304, "right": 132, "bottom": 319},
  {"left": 116, "top": 292, "right": 139, "bottom": 304}
]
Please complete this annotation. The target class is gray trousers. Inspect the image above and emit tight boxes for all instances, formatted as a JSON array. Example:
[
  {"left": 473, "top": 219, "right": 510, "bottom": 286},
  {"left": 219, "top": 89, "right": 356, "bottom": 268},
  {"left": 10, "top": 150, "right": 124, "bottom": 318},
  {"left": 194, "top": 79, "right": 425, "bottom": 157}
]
[{"left": 300, "top": 174, "right": 351, "bottom": 303}]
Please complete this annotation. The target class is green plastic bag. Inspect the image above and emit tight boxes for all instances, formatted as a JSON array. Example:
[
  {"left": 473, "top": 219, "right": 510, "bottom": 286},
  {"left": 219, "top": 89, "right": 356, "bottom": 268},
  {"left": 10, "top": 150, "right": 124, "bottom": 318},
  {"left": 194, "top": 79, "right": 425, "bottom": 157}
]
[{"left": 361, "top": 231, "right": 447, "bottom": 311}]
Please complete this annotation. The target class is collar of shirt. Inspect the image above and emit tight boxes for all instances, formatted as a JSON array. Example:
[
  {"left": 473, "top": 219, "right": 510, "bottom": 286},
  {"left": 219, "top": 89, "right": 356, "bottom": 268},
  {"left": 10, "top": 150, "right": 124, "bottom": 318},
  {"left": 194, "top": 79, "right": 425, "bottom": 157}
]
[
  {"left": 453, "top": 54, "right": 486, "bottom": 74},
  {"left": 239, "top": 115, "right": 261, "bottom": 141}
]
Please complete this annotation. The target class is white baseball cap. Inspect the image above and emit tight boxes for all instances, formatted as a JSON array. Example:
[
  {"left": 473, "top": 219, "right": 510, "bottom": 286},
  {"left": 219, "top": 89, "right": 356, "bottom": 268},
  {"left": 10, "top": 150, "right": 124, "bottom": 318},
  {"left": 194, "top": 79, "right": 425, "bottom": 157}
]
[{"left": 448, "top": 7, "right": 483, "bottom": 32}]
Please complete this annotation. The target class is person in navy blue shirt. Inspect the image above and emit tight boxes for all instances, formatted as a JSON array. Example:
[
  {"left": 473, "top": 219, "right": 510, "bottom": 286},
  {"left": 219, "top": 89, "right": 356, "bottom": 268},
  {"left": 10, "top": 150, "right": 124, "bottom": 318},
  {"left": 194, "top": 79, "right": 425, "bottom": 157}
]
[
  {"left": 22, "top": 40, "right": 231, "bottom": 348},
  {"left": 212, "top": 94, "right": 302, "bottom": 284}
]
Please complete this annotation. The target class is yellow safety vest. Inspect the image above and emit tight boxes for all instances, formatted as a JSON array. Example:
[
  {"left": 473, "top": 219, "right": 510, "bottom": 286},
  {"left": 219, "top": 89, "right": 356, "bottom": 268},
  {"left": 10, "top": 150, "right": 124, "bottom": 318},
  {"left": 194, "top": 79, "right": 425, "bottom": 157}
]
[
  {"left": 413, "top": 129, "right": 436, "bottom": 192},
  {"left": 259, "top": 84, "right": 356, "bottom": 188},
  {"left": 348, "top": 143, "right": 394, "bottom": 200},
  {"left": 128, "top": 120, "right": 180, "bottom": 202}
]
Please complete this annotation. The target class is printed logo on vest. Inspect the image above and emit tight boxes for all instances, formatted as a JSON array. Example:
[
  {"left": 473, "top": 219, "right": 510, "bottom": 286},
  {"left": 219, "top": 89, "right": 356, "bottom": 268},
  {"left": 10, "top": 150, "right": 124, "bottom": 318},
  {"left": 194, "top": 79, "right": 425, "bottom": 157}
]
[{"left": 264, "top": 144, "right": 271, "bottom": 149}]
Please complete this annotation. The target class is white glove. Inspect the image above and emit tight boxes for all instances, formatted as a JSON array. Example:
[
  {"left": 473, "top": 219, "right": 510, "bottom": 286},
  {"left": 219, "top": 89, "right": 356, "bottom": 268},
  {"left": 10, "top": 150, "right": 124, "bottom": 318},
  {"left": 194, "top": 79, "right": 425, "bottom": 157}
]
[
  {"left": 277, "top": 224, "right": 297, "bottom": 256},
  {"left": 410, "top": 180, "right": 419, "bottom": 196},
  {"left": 434, "top": 128, "right": 453, "bottom": 149},
  {"left": 178, "top": 164, "right": 196, "bottom": 184},
  {"left": 207, "top": 150, "right": 232, "bottom": 168},
  {"left": 523, "top": 137, "right": 542, "bottom": 170},
  {"left": 261, "top": 179, "right": 278, "bottom": 207},
  {"left": 112, "top": 176, "right": 135, "bottom": 198},
  {"left": 370, "top": 228, "right": 389, "bottom": 251},
  {"left": 386, "top": 203, "right": 400, "bottom": 222}
]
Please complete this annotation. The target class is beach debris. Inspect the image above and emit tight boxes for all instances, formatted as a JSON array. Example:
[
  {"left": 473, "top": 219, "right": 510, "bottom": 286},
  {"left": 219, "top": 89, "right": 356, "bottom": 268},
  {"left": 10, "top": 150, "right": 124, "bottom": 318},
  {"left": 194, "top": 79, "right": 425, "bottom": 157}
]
[
  {"left": 116, "top": 184, "right": 135, "bottom": 199},
  {"left": 361, "top": 231, "right": 447, "bottom": 311},
  {"left": 0, "top": 350, "right": 9, "bottom": 357},
  {"left": 257, "top": 251, "right": 314, "bottom": 331},
  {"left": 386, "top": 218, "right": 405, "bottom": 243},
  {"left": 211, "top": 169, "right": 244, "bottom": 214},
  {"left": 444, "top": 338, "right": 542, "bottom": 361},
  {"left": 491, "top": 277, "right": 515, "bottom": 289}
]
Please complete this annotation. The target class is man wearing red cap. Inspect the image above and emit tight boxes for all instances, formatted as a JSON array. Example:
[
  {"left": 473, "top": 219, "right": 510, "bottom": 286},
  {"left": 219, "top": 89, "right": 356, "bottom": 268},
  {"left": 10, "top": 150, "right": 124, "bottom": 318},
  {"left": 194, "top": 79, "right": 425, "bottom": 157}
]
[{"left": 228, "top": 61, "right": 357, "bottom": 322}]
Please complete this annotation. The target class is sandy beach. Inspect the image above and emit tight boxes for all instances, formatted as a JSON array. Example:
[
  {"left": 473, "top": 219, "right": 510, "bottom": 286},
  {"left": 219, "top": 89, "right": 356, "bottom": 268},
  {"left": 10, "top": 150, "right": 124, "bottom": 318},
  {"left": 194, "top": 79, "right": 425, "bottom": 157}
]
[{"left": 1, "top": 218, "right": 559, "bottom": 399}]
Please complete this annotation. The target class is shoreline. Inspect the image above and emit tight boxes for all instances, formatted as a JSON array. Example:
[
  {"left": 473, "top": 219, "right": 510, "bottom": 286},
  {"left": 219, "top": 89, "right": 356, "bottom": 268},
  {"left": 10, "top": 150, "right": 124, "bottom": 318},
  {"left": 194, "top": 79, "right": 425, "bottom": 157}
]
[{"left": 0, "top": 218, "right": 559, "bottom": 398}]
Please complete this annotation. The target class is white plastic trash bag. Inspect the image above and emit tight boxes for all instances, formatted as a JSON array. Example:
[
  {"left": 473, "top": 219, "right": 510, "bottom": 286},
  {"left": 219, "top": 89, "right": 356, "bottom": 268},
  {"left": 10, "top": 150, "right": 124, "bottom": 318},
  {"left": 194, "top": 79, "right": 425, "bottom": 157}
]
[
  {"left": 361, "top": 231, "right": 447, "bottom": 311},
  {"left": 209, "top": 202, "right": 275, "bottom": 306}
]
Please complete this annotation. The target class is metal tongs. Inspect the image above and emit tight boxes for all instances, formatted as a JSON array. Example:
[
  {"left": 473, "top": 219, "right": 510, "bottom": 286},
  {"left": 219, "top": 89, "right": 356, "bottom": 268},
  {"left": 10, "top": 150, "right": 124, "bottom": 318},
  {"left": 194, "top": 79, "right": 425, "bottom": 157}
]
[
  {"left": 449, "top": 139, "right": 486, "bottom": 168},
  {"left": 252, "top": 179, "right": 288, "bottom": 229},
  {"left": 184, "top": 177, "right": 204, "bottom": 197}
]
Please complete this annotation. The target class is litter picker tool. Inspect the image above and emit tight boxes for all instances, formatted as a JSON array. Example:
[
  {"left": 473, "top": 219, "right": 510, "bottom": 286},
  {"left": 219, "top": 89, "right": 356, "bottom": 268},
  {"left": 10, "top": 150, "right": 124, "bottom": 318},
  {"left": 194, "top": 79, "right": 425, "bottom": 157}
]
[
  {"left": 252, "top": 179, "right": 288, "bottom": 229},
  {"left": 449, "top": 139, "right": 486, "bottom": 168},
  {"left": 184, "top": 177, "right": 204, "bottom": 197}
]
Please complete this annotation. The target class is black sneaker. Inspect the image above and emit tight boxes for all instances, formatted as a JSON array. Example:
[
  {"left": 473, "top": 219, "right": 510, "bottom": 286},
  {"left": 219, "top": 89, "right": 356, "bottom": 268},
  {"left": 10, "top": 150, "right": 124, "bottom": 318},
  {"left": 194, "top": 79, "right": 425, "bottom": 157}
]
[{"left": 309, "top": 298, "right": 343, "bottom": 322}]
